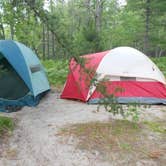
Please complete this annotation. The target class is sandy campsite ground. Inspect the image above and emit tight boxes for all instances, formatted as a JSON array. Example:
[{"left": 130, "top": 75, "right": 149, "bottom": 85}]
[{"left": 0, "top": 90, "right": 166, "bottom": 166}]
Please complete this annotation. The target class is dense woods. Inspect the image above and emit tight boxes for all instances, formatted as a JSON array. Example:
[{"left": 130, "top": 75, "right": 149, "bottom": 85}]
[{"left": 0, "top": 0, "right": 165, "bottom": 59}]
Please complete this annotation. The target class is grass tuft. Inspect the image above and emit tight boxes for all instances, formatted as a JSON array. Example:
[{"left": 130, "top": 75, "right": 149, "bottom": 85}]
[
  {"left": 0, "top": 116, "right": 14, "bottom": 137},
  {"left": 143, "top": 121, "right": 166, "bottom": 134}
]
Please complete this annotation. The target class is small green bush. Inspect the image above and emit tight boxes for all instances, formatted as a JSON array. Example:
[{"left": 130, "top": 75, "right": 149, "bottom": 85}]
[
  {"left": 152, "top": 57, "right": 166, "bottom": 77},
  {"left": 42, "top": 60, "right": 69, "bottom": 87}
]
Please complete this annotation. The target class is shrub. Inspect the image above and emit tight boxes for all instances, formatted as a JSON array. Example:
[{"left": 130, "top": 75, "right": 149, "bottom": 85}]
[{"left": 42, "top": 60, "right": 68, "bottom": 87}]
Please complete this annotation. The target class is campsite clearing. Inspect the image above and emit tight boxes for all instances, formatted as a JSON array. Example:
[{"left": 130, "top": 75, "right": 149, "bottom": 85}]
[{"left": 0, "top": 91, "right": 166, "bottom": 166}]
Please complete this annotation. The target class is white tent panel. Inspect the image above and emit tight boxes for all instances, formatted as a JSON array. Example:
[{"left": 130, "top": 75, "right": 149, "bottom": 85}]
[{"left": 96, "top": 47, "right": 166, "bottom": 85}]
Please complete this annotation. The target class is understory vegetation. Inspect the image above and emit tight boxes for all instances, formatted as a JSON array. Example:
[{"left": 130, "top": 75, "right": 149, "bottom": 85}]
[
  {"left": 152, "top": 57, "right": 166, "bottom": 76},
  {"left": 43, "top": 56, "right": 166, "bottom": 87},
  {"left": 42, "top": 60, "right": 68, "bottom": 88}
]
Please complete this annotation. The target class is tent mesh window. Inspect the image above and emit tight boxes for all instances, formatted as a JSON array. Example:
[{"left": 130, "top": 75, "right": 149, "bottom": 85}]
[
  {"left": 120, "top": 77, "right": 136, "bottom": 81},
  {"left": 30, "top": 64, "right": 41, "bottom": 73},
  {"left": 0, "top": 53, "right": 29, "bottom": 100}
]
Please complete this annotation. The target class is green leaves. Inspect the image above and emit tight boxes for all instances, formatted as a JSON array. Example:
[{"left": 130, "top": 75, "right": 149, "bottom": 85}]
[
  {"left": 152, "top": 57, "right": 166, "bottom": 77},
  {"left": 42, "top": 60, "right": 68, "bottom": 87},
  {"left": 0, "top": 0, "right": 165, "bottom": 58},
  {"left": 96, "top": 80, "right": 141, "bottom": 123}
]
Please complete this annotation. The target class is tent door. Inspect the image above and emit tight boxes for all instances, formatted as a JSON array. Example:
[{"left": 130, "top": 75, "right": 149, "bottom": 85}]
[{"left": 0, "top": 53, "right": 29, "bottom": 100}]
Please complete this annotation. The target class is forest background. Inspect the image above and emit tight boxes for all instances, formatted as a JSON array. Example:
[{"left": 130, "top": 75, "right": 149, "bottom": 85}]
[{"left": 0, "top": 0, "right": 165, "bottom": 59}]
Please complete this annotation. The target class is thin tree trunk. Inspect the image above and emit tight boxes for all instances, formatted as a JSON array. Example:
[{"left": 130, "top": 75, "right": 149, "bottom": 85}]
[
  {"left": 52, "top": 34, "right": 55, "bottom": 58},
  {"left": 47, "top": 25, "right": 50, "bottom": 59},
  {"left": 95, "top": 0, "right": 104, "bottom": 33},
  {"left": 155, "top": 47, "right": 158, "bottom": 57},
  {"left": 159, "top": 49, "right": 163, "bottom": 57},
  {"left": 144, "top": 0, "right": 150, "bottom": 55},
  {"left": 42, "top": 24, "right": 46, "bottom": 60},
  {"left": 0, "top": 24, "right": 5, "bottom": 39},
  {"left": 10, "top": 23, "right": 14, "bottom": 40},
  {"left": 50, "top": 0, "right": 55, "bottom": 58},
  {"left": 155, "top": 47, "right": 163, "bottom": 57},
  {"left": 85, "top": 0, "right": 91, "bottom": 25},
  {"left": 0, "top": 14, "right": 5, "bottom": 39}
]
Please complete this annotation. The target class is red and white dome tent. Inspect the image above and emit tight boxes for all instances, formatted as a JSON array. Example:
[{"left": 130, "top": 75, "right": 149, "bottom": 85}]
[{"left": 61, "top": 47, "right": 166, "bottom": 104}]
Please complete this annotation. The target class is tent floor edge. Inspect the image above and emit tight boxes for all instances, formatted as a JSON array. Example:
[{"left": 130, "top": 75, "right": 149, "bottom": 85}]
[
  {"left": 0, "top": 90, "right": 50, "bottom": 113},
  {"left": 88, "top": 97, "right": 166, "bottom": 105}
]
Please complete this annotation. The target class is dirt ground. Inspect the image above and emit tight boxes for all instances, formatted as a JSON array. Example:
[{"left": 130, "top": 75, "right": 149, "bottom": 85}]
[{"left": 0, "top": 90, "right": 166, "bottom": 166}]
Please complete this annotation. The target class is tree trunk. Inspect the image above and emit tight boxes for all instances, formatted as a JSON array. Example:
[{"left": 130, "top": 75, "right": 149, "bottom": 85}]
[
  {"left": 159, "top": 49, "right": 163, "bottom": 57},
  {"left": 42, "top": 24, "right": 46, "bottom": 60},
  {"left": 47, "top": 25, "right": 50, "bottom": 59},
  {"left": 144, "top": 0, "right": 150, "bottom": 55},
  {"left": 85, "top": 0, "right": 91, "bottom": 25},
  {"left": 0, "top": 23, "right": 5, "bottom": 39},
  {"left": 95, "top": 0, "right": 104, "bottom": 33},
  {"left": 155, "top": 47, "right": 163, "bottom": 57},
  {"left": 52, "top": 33, "right": 55, "bottom": 58},
  {"left": 10, "top": 23, "right": 14, "bottom": 40}
]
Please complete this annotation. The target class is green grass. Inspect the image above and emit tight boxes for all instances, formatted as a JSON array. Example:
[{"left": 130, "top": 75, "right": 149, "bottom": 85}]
[
  {"left": 0, "top": 116, "right": 14, "bottom": 136},
  {"left": 143, "top": 121, "right": 166, "bottom": 134}
]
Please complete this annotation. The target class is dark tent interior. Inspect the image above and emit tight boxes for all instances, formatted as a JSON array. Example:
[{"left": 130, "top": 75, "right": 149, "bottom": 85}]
[{"left": 0, "top": 53, "right": 29, "bottom": 100}]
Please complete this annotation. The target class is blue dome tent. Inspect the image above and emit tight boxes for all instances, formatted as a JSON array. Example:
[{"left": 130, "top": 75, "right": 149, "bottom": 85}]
[{"left": 0, "top": 40, "right": 50, "bottom": 112}]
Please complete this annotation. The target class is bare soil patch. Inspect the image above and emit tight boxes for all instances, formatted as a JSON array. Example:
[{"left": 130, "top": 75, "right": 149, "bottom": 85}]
[{"left": 59, "top": 119, "right": 166, "bottom": 165}]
